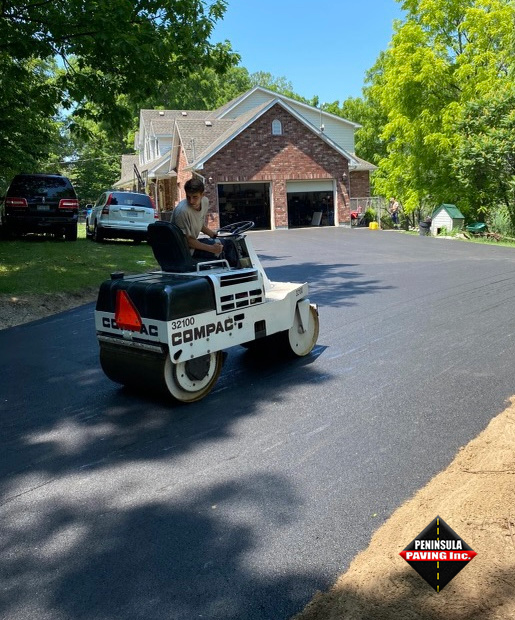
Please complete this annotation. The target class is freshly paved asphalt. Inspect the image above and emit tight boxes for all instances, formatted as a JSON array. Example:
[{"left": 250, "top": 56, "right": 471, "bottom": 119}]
[{"left": 2, "top": 227, "right": 515, "bottom": 619}]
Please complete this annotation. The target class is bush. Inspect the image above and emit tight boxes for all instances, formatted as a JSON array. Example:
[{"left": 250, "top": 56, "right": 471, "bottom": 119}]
[
  {"left": 487, "top": 206, "right": 514, "bottom": 236},
  {"left": 364, "top": 208, "right": 376, "bottom": 225}
]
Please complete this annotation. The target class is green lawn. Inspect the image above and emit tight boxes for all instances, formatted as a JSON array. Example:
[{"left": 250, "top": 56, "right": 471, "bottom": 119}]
[{"left": 0, "top": 224, "right": 159, "bottom": 295}]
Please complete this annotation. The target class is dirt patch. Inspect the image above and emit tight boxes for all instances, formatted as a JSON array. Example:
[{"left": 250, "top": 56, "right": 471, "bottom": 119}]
[
  {"left": 0, "top": 290, "right": 97, "bottom": 330},
  {"left": 294, "top": 399, "right": 515, "bottom": 620}
]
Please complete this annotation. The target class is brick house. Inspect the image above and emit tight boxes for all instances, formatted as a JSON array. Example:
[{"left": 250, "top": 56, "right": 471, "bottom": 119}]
[{"left": 116, "top": 87, "right": 376, "bottom": 230}]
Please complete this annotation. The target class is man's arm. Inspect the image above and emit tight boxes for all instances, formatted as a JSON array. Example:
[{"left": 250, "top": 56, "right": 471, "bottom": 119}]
[
  {"left": 186, "top": 234, "right": 222, "bottom": 255},
  {"left": 201, "top": 224, "right": 217, "bottom": 239}
]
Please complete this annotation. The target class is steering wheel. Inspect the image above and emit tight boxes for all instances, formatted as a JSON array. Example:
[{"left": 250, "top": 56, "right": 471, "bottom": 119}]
[{"left": 216, "top": 221, "right": 255, "bottom": 237}]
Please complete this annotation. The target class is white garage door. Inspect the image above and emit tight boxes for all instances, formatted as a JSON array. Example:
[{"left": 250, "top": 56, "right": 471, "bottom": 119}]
[{"left": 286, "top": 180, "right": 334, "bottom": 193}]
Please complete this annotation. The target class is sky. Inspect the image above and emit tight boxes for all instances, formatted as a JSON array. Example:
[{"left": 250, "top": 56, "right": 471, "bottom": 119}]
[{"left": 211, "top": 0, "right": 405, "bottom": 104}]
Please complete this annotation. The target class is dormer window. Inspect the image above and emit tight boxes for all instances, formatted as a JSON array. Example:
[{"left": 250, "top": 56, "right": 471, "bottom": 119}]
[{"left": 272, "top": 119, "right": 283, "bottom": 135}]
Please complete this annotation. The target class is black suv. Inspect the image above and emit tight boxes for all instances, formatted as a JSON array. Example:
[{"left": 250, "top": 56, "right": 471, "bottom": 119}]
[{"left": 3, "top": 174, "right": 79, "bottom": 240}]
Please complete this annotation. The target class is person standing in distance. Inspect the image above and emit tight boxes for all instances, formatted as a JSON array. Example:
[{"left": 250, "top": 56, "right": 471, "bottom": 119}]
[{"left": 389, "top": 197, "right": 400, "bottom": 229}]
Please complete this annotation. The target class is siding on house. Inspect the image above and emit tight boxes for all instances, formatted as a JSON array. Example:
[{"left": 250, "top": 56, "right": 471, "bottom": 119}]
[{"left": 218, "top": 89, "right": 357, "bottom": 154}]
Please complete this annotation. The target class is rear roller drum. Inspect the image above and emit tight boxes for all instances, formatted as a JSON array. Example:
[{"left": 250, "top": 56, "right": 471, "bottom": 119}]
[{"left": 99, "top": 342, "right": 223, "bottom": 403}]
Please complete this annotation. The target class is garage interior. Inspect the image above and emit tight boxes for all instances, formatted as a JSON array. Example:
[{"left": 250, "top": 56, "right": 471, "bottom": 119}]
[
  {"left": 217, "top": 183, "right": 271, "bottom": 230},
  {"left": 287, "top": 191, "right": 335, "bottom": 228}
]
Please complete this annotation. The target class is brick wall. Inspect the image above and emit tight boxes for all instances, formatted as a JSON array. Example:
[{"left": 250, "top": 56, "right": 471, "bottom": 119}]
[
  {"left": 201, "top": 104, "right": 360, "bottom": 228},
  {"left": 349, "top": 171, "right": 371, "bottom": 199}
]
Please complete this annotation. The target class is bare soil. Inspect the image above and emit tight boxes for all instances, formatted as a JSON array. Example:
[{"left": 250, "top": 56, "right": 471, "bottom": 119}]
[
  {"left": 0, "top": 290, "right": 97, "bottom": 330},
  {"left": 2, "top": 294, "right": 514, "bottom": 619}
]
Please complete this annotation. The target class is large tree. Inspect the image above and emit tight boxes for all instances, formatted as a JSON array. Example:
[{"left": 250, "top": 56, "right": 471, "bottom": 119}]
[
  {"left": 0, "top": 0, "right": 236, "bottom": 189},
  {"left": 365, "top": 0, "right": 515, "bottom": 215},
  {"left": 455, "top": 85, "right": 515, "bottom": 228}
]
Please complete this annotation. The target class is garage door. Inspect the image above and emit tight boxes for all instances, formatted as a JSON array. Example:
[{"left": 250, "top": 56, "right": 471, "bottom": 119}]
[{"left": 286, "top": 180, "right": 334, "bottom": 193}]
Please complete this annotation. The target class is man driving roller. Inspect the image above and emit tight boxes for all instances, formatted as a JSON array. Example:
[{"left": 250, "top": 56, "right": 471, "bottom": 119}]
[{"left": 171, "top": 177, "right": 226, "bottom": 259}]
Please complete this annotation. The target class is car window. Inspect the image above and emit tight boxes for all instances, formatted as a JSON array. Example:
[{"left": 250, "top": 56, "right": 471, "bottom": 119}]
[
  {"left": 95, "top": 193, "right": 106, "bottom": 207},
  {"left": 8, "top": 176, "right": 75, "bottom": 199},
  {"left": 111, "top": 193, "right": 152, "bottom": 208}
]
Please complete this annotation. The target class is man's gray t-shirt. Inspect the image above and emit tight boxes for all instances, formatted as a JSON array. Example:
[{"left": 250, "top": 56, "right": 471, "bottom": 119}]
[{"left": 171, "top": 197, "right": 209, "bottom": 254}]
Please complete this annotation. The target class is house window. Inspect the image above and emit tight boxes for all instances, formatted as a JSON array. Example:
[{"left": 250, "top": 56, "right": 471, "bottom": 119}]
[{"left": 272, "top": 119, "right": 283, "bottom": 135}]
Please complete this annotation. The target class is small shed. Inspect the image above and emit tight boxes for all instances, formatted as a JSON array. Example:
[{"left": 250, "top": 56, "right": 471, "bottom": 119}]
[{"left": 431, "top": 204, "right": 465, "bottom": 235}]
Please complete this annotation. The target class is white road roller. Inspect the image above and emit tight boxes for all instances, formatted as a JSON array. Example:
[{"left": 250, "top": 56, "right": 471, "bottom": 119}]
[{"left": 95, "top": 221, "right": 319, "bottom": 403}]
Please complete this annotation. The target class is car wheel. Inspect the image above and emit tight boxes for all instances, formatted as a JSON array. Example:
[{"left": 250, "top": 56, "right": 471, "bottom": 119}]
[
  {"left": 65, "top": 224, "right": 78, "bottom": 241},
  {"left": 93, "top": 222, "right": 104, "bottom": 242}
]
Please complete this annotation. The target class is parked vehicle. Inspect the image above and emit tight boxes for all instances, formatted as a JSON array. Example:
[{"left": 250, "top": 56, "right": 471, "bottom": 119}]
[
  {"left": 86, "top": 190, "right": 157, "bottom": 243},
  {"left": 3, "top": 174, "right": 79, "bottom": 240}
]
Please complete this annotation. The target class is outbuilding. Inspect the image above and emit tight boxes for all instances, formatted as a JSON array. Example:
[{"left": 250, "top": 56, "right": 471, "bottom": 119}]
[{"left": 431, "top": 204, "right": 465, "bottom": 235}]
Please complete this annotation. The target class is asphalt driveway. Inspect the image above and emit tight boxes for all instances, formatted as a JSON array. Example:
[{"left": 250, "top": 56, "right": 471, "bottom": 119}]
[{"left": 1, "top": 228, "right": 515, "bottom": 619}]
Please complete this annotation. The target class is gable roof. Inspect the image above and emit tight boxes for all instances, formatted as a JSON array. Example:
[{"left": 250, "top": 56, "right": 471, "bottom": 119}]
[
  {"left": 432, "top": 204, "right": 465, "bottom": 219},
  {"left": 174, "top": 118, "right": 235, "bottom": 167},
  {"left": 211, "top": 86, "right": 362, "bottom": 130},
  {"left": 187, "top": 98, "right": 361, "bottom": 171},
  {"left": 133, "top": 87, "right": 376, "bottom": 176}
]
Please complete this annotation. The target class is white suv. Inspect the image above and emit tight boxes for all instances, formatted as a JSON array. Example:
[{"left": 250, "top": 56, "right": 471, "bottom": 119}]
[{"left": 86, "top": 190, "right": 157, "bottom": 243}]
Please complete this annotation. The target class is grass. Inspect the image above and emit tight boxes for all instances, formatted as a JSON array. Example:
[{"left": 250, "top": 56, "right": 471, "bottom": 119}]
[
  {"left": 0, "top": 224, "right": 159, "bottom": 295},
  {"left": 399, "top": 228, "right": 515, "bottom": 247}
]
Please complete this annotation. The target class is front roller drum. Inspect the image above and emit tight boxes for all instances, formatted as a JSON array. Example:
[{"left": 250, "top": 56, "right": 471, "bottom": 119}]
[
  {"left": 242, "top": 303, "right": 319, "bottom": 358},
  {"left": 99, "top": 342, "right": 223, "bottom": 403},
  {"left": 282, "top": 303, "right": 319, "bottom": 357}
]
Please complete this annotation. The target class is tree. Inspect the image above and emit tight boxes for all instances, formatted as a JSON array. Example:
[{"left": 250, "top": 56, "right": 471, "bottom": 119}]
[
  {"left": 363, "top": 0, "right": 515, "bottom": 215},
  {"left": 0, "top": 56, "right": 63, "bottom": 190},
  {"left": 455, "top": 86, "right": 515, "bottom": 228},
  {"left": 134, "top": 65, "right": 252, "bottom": 113},
  {"left": 0, "top": 1, "right": 234, "bottom": 113},
  {"left": 0, "top": 0, "right": 236, "bottom": 187}
]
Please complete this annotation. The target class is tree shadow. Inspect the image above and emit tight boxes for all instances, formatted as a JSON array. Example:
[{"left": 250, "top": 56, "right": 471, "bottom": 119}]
[
  {"left": 0, "top": 472, "right": 326, "bottom": 620},
  {"left": 0, "top": 243, "right": 398, "bottom": 619},
  {"left": 0, "top": 311, "right": 335, "bottom": 619},
  {"left": 264, "top": 260, "right": 395, "bottom": 308}
]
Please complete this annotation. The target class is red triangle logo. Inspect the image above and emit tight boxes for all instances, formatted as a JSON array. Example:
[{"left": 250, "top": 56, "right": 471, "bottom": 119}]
[{"left": 115, "top": 290, "right": 142, "bottom": 331}]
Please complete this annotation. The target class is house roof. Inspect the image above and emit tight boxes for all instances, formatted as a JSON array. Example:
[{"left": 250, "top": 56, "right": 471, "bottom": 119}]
[
  {"left": 210, "top": 86, "right": 362, "bottom": 130},
  {"left": 188, "top": 98, "right": 362, "bottom": 171},
  {"left": 131, "top": 88, "right": 375, "bottom": 179},
  {"left": 175, "top": 118, "right": 235, "bottom": 167},
  {"left": 432, "top": 204, "right": 465, "bottom": 219}
]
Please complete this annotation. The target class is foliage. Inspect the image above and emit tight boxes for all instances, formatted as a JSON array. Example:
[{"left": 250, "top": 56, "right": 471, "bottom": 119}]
[
  {"left": 353, "top": 0, "right": 515, "bottom": 218},
  {"left": 0, "top": 56, "right": 63, "bottom": 191},
  {"left": 0, "top": 0, "right": 234, "bottom": 115},
  {"left": 455, "top": 85, "right": 515, "bottom": 228},
  {"left": 486, "top": 204, "right": 515, "bottom": 236},
  {"left": 65, "top": 125, "right": 127, "bottom": 206},
  {"left": 0, "top": 0, "right": 236, "bottom": 189}
]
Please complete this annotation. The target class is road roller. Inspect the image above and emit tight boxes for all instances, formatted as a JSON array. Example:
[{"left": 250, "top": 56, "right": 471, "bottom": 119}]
[{"left": 95, "top": 220, "right": 319, "bottom": 403}]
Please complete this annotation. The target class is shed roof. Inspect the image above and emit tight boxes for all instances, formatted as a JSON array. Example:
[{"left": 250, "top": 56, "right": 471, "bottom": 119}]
[{"left": 432, "top": 204, "right": 465, "bottom": 219}]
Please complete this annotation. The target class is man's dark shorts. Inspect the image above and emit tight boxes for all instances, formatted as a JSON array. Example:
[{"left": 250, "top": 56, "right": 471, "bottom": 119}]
[{"left": 193, "top": 238, "right": 239, "bottom": 267}]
